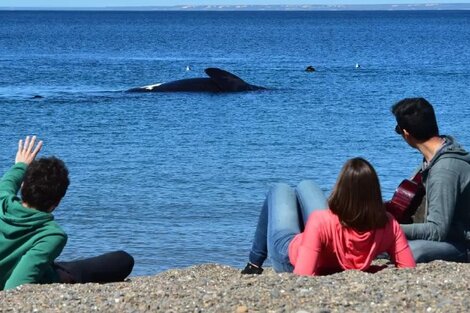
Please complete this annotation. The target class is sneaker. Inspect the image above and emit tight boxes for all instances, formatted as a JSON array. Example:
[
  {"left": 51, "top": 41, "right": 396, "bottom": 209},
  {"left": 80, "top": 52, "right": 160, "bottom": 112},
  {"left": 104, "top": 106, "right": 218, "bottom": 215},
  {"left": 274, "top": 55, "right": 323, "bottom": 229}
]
[{"left": 241, "top": 263, "right": 263, "bottom": 275}]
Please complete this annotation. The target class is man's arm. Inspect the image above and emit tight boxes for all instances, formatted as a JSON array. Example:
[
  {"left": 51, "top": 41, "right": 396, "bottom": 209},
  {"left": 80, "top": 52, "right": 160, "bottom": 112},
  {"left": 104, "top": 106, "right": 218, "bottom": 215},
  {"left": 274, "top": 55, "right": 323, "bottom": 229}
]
[
  {"left": 0, "top": 163, "right": 28, "bottom": 199},
  {"left": 401, "top": 162, "right": 459, "bottom": 241},
  {"left": 4, "top": 234, "right": 67, "bottom": 290},
  {"left": 0, "top": 136, "right": 43, "bottom": 199}
]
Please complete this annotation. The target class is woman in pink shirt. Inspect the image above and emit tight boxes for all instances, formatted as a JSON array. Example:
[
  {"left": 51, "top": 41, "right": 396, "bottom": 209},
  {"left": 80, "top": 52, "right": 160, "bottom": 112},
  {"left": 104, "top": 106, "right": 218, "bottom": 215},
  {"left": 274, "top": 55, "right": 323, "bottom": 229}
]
[{"left": 242, "top": 157, "right": 415, "bottom": 275}]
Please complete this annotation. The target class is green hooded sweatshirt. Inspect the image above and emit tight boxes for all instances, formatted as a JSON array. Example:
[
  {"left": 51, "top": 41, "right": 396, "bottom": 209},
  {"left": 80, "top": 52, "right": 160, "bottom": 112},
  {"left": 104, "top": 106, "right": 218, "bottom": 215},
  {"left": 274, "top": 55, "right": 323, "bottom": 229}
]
[{"left": 0, "top": 163, "right": 67, "bottom": 291}]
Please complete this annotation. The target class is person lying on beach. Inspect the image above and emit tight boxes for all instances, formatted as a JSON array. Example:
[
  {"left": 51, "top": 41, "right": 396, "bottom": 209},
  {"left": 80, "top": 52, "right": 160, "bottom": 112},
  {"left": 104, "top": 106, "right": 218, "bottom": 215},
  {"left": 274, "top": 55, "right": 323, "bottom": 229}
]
[
  {"left": 0, "top": 136, "right": 134, "bottom": 290},
  {"left": 241, "top": 157, "right": 416, "bottom": 275}
]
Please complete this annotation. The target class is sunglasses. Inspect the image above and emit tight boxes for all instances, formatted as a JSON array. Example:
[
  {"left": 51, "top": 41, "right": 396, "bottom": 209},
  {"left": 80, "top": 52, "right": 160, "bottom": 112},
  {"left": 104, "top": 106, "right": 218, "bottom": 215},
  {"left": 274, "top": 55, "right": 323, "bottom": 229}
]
[{"left": 395, "top": 124, "right": 403, "bottom": 135}]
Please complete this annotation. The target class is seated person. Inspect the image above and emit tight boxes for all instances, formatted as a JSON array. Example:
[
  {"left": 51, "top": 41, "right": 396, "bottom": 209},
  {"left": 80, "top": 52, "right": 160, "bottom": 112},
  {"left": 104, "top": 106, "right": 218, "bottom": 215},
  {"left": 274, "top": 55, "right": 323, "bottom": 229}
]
[
  {"left": 391, "top": 98, "right": 470, "bottom": 262},
  {"left": 0, "top": 136, "right": 134, "bottom": 290},
  {"left": 242, "top": 157, "right": 416, "bottom": 275}
]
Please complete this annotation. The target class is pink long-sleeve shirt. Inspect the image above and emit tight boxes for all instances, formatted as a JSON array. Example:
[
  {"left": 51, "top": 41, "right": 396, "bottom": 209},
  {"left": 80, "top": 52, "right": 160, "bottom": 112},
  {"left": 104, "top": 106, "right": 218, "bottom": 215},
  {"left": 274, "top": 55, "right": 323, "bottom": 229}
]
[{"left": 289, "top": 209, "right": 416, "bottom": 276}]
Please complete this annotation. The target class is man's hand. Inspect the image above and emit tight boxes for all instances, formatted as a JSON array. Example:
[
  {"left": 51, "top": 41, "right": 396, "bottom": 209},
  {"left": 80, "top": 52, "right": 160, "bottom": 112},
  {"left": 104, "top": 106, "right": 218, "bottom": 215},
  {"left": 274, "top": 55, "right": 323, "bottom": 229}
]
[{"left": 15, "top": 136, "right": 43, "bottom": 165}]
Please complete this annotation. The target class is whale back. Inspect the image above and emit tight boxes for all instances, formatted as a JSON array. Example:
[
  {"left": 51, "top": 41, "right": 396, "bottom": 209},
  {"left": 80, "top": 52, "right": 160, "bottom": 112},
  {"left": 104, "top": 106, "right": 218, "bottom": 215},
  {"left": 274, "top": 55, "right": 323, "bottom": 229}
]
[
  {"left": 127, "top": 78, "right": 220, "bottom": 92},
  {"left": 127, "top": 67, "right": 266, "bottom": 93},
  {"left": 205, "top": 68, "right": 263, "bottom": 92},
  {"left": 151, "top": 78, "right": 220, "bottom": 92}
]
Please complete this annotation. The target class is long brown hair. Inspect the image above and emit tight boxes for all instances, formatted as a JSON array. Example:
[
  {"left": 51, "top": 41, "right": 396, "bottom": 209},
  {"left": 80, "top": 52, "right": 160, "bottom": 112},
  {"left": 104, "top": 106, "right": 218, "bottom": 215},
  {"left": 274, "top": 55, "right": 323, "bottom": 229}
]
[{"left": 328, "top": 157, "right": 388, "bottom": 231}]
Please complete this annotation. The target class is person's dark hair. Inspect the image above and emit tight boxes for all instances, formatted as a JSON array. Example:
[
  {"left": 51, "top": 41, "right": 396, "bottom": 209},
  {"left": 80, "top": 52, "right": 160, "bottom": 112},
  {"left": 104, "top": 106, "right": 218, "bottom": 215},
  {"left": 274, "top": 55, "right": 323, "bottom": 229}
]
[
  {"left": 328, "top": 157, "right": 388, "bottom": 231},
  {"left": 391, "top": 97, "right": 439, "bottom": 141},
  {"left": 21, "top": 157, "right": 70, "bottom": 212}
]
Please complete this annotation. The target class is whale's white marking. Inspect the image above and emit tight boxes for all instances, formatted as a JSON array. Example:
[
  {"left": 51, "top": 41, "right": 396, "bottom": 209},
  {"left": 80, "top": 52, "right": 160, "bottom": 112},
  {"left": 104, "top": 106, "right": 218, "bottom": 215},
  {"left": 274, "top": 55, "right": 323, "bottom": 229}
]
[{"left": 142, "top": 83, "right": 163, "bottom": 90}]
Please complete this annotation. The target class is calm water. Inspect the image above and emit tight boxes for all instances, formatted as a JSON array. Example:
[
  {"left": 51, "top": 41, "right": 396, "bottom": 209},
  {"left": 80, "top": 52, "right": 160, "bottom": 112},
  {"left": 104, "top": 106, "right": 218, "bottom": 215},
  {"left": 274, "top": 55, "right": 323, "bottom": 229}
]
[{"left": 0, "top": 11, "right": 469, "bottom": 275}]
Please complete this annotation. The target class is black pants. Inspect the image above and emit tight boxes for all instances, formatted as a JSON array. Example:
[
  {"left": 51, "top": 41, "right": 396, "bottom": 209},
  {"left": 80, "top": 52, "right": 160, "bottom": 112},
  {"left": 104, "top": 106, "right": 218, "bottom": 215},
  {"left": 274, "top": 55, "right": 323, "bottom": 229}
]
[{"left": 55, "top": 250, "right": 134, "bottom": 284}]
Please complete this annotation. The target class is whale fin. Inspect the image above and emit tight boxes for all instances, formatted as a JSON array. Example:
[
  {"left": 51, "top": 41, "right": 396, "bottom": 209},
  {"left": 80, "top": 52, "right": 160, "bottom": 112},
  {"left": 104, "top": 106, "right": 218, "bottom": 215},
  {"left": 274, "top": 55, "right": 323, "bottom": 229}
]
[{"left": 204, "top": 68, "right": 251, "bottom": 92}]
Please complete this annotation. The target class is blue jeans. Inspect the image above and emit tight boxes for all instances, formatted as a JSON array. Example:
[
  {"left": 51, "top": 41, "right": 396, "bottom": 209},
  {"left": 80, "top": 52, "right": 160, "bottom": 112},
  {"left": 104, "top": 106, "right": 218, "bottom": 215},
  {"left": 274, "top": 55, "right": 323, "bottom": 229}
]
[
  {"left": 248, "top": 180, "right": 327, "bottom": 272},
  {"left": 408, "top": 240, "right": 468, "bottom": 263}
]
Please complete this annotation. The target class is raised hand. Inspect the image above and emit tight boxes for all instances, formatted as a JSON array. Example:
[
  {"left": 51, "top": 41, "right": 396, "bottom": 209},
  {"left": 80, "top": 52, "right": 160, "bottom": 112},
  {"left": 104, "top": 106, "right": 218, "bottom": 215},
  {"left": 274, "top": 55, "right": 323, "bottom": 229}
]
[{"left": 15, "top": 136, "right": 43, "bottom": 165}]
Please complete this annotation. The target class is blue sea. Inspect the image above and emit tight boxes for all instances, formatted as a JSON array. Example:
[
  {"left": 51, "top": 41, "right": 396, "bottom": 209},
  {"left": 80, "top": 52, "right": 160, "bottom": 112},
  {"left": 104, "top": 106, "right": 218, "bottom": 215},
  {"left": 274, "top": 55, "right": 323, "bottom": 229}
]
[{"left": 0, "top": 10, "right": 469, "bottom": 276}]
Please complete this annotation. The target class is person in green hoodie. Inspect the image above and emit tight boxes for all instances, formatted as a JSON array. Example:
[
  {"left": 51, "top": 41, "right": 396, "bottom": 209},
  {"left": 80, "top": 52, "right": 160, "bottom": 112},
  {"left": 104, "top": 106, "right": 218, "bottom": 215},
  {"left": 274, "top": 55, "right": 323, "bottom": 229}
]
[
  {"left": 392, "top": 98, "right": 470, "bottom": 263},
  {"left": 0, "top": 136, "right": 134, "bottom": 291}
]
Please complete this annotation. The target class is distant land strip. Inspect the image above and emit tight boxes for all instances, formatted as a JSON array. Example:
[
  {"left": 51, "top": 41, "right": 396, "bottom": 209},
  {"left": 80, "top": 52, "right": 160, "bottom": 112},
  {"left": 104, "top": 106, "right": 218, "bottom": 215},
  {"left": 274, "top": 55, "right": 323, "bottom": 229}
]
[{"left": 1, "top": 3, "right": 470, "bottom": 11}]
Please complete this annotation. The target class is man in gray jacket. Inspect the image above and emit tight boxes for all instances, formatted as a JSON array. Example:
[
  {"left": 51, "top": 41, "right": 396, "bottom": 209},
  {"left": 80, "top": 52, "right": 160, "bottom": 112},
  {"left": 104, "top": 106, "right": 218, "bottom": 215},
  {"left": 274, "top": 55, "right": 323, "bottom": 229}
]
[{"left": 392, "top": 97, "right": 470, "bottom": 262}]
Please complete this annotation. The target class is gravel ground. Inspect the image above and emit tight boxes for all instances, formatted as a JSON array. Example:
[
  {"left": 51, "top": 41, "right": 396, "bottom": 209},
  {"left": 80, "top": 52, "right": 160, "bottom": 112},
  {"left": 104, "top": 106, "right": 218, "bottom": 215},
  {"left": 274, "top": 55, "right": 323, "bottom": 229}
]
[{"left": 1, "top": 261, "right": 470, "bottom": 312}]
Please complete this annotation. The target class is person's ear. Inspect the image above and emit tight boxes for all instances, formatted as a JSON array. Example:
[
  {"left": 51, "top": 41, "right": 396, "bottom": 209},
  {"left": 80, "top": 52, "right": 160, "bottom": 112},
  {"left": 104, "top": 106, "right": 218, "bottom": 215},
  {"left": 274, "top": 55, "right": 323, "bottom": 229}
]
[
  {"left": 401, "top": 128, "right": 418, "bottom": 147},
  {"left": 402, "top": 128, "right": 411, "bottom": 139}
]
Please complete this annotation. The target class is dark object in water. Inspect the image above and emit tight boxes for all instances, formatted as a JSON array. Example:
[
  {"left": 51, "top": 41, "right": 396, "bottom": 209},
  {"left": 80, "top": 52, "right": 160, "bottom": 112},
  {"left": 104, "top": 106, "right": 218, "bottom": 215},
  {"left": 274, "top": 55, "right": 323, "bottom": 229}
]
[
  {"left": 32, "top": 95, "right": 44, "bottom": 99},
  {"left": 305, "top": 66, "right": 316, "bottom": 72},
  {"left": 127, "top": 68, "right": 266, "bottom": 93}
]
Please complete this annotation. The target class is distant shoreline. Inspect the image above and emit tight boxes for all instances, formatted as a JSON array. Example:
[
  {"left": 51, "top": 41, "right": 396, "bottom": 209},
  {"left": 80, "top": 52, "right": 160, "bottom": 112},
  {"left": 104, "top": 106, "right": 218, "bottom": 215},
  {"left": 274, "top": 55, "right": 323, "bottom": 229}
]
[{"left": 1, "top": 3, "right": 470, "bottom": 11}]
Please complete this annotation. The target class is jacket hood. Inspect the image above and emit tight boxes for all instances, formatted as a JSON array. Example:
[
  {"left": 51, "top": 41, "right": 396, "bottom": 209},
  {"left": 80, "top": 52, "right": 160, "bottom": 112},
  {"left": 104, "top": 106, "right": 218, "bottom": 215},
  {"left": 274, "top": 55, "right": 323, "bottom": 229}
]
[
  {"left": 0, "top": 197, "right": 54, "bottom": 237},
  {"left": 426, "top": 136, "right": 470, "bottom": 169},
  {"left": 334, "top": 224, "right": 381, "bottom": 270}
]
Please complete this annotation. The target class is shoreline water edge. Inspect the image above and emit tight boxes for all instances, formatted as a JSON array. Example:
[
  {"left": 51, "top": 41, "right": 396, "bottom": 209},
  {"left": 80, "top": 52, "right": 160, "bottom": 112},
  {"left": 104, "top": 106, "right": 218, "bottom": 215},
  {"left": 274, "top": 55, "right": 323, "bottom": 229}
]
[{"left": 1, "top": 261, "right": 469, "bottom": 312}]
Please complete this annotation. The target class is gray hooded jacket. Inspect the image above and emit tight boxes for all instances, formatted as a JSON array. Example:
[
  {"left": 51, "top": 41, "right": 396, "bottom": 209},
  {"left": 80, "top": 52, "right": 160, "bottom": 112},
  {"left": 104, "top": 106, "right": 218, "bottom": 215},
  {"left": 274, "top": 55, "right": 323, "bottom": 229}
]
[{"left": 401, "top": 136, "right": 470, "bottom": 243}]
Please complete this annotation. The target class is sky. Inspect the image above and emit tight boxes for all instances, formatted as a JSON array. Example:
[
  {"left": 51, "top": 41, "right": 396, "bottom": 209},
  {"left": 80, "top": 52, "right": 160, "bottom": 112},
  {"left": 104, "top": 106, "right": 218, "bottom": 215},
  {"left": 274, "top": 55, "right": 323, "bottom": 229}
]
[{"left": 1, "top": 0, "right": 469, "bottom": 7}]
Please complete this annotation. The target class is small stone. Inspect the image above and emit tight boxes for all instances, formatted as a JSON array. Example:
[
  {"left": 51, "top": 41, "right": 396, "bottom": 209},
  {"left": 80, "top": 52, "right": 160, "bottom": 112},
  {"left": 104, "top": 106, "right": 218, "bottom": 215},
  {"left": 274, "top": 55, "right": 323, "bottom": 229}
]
[
  {"left": 271, "top": 289, "right": 280, "bottom": 298},
  {"left": 236, "top": 305, "right": 249, "bottom": 313}
]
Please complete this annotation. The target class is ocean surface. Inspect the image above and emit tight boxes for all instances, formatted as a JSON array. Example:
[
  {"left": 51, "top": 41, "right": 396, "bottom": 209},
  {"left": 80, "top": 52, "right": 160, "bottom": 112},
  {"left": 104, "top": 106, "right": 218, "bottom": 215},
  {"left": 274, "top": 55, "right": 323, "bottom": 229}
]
[{"left": 0, "top": 10, "right": 469, "bottom": 276}]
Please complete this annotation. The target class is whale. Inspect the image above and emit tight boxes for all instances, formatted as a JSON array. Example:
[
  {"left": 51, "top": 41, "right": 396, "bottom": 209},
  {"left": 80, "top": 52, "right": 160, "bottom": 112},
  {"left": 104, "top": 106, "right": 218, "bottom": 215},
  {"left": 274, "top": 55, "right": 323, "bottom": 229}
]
[{"left": 127, "top": 68, "right": 266, "bottom": 93}]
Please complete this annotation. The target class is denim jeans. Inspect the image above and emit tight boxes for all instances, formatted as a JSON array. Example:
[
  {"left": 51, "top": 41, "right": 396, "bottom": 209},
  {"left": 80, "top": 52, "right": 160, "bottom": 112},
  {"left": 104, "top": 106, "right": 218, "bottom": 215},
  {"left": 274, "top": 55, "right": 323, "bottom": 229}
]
[
  {"left": 408, "top": 240, "right": 468, "bottom": 263},
  {"left": 248, "top": 180, "right": 327, "bottom": 272}
]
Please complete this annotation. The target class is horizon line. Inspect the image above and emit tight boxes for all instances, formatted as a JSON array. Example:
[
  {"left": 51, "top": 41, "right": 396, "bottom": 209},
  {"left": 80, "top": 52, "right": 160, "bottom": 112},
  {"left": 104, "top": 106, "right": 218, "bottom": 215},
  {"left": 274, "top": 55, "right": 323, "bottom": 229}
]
[{"left": 1, "top": 3, "right": 470, "bottom": 11}]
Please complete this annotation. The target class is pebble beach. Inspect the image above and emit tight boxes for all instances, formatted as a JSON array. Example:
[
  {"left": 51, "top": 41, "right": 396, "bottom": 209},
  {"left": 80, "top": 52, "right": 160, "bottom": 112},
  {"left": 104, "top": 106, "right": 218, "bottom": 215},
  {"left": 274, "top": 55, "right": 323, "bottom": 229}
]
[{"left": 1, "top": 261, "right": 470, "bottom": 312}]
